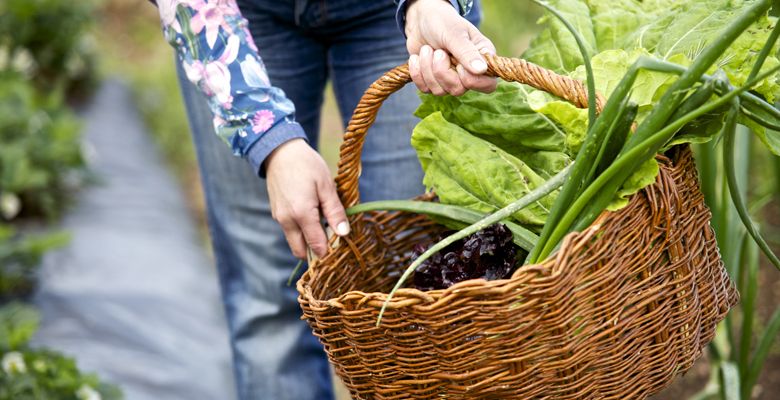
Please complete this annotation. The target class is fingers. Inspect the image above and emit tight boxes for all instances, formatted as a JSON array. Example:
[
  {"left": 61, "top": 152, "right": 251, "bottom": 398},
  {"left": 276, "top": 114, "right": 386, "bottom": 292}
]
[
  {"left": 275, "top": 181, "right": 348, "bottom": 260},
  {"left": 432, "top": 50, "right": 466, "bottom": 96},
  {"left": 444, "top": 27, "right": 490, "bottom": 75},
  {"left": 279, "top": 205, "right": 327, "bottom": 258},
  {"left": 413, "top": 46, "right": 466, "bottom": 96},
  {"left": 298, "top": 209, "right": 329, "bottom": 258},
  {"left": 410, "top": 29, "right": 498, "bottom": 96},
  {"left": 456, "top": 64, "right": 497, "bottom": 93},
  {"left": 296, "top": 175, "right": 349, "bottom": 259},
  {"left": 278, "top": 219, "right": 308, "bottom": 259},
  {"left": 317, "top": 178, "right": 350, "bottom": 237},
  {"left": 419, "top": 45, "right": 445, "bottom": 95},
  {"left": 409, "top": 54, "right": 427, "bottom": 93},
  {"left": 461, "top": 26, "right": 498, "bottom": 93},
  {"left": 438, "top": 27, "right": 496, "bottom": 94}
]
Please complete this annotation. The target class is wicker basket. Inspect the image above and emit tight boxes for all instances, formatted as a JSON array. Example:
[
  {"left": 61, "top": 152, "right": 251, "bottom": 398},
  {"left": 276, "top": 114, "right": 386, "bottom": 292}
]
[{"left": 297, "top": 55, "right": 738, "bottom": 399}]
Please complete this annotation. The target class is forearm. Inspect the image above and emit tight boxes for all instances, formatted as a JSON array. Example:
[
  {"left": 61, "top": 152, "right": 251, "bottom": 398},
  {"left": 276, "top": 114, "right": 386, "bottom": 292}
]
[{"left": 154, "top": 0, "right": 305, "bottom": 175}]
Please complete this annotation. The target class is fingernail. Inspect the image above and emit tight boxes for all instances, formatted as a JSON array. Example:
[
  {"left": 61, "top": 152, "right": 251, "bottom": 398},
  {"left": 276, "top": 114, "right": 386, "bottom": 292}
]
[
  {"left": 479, "top": 47, "right": 493, "bottom": 55},
  {"left": 409, "top": 54, "right": 418, "bottom": 69},
  {"left": 470, "top": 59, "right": 487, "bottom": 72},
  {"left": 420, "top": 45, "right": 431, "bottom": 56},
  {"left": 336, "top": 221, "right": 350, "bottom": 236},
  {"left": 433, "top": 49, "right": 446, "bottom": 62}
]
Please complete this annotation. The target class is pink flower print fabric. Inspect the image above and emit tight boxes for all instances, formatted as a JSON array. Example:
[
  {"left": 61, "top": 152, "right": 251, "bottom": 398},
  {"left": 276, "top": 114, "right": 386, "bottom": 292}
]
[{"left": 154, "top": 0, "right": 306, "bottom": 172}]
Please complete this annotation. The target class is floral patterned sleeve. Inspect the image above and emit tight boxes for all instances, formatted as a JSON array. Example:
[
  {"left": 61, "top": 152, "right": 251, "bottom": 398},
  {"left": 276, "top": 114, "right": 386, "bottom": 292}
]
[{"left": 154, "top": 0, "right": 306, "bottom": 176}]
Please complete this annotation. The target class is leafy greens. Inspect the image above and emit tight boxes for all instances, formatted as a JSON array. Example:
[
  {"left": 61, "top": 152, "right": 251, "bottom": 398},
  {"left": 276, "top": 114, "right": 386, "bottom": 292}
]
[{"left": 411, "top": 0, "right": 780, "bottom": 229}]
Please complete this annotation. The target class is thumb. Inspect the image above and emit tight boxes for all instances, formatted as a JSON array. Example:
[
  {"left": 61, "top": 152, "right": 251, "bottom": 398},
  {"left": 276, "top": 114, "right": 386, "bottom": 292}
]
[
  {"left": 445, "top": 28, "right": 493, "bottom": 75},
  {"left": 469, "top": 25, "right": 497, "bottom": 57},
  {"left": 318, "top": 179, "right": 350, "bottom": 237}
]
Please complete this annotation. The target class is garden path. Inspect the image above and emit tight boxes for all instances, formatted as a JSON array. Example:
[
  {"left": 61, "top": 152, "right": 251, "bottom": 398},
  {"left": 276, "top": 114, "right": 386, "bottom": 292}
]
[{"left": 31, "top": 80, "right": 236, "bottom": 400}]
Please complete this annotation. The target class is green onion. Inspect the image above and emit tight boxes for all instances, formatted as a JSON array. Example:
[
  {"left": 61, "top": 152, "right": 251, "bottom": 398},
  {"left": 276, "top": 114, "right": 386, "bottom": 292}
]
[
  {"left": 529, "top": 60, "right": 646, "bottom": 263},
  {"left": 743, "top": 309, "right": 780, "bottom": 399},
  {"left": 347, "top": 200, "right": 539, "bottom": 250},
  {"left": 531, "top": 0, "right": 597, "bottom": 127},
  {"left": 737, "top": 234, "right": 758, "bottom": 376},
  {"left": 585, "top": 98, "right": 637, "bottom": 185},
  {"left": 625, "top": 56, "right": 780, "bottom": 128},
  {"left": 668, "top": 79, "right": 716, "bottom": 123},
  {"left": 535, "top": 63, "right": 780, "bottom": 261},
  {"left": 742, "top": 105, "right": 780, "bottom": 131},
  {"left": 723, "top": 98, "right": 780, "bottom": 271},
  {"left": 287, "top": 259, "right": 305, "bottom": 287}
]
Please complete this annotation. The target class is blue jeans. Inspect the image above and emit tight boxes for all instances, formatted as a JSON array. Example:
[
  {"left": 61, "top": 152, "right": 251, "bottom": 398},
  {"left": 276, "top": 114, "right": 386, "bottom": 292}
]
[{"left": 177, "top": 1, "right": 480, "bottom": 399}]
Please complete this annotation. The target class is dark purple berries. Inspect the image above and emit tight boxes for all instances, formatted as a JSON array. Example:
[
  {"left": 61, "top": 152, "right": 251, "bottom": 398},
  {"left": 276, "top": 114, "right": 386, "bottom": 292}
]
[{"left": 412, "top": 224, "right": 521, "bottom": 291}]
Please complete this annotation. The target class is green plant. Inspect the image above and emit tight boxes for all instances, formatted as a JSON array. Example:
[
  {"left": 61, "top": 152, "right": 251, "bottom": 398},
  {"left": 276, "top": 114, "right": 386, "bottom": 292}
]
[
  {"left": 526, "top": 0, "right": 780, "bottom": 263},
  {"left": 0, "top": 0, "right": 98, "bottom": 99},
  {"left": 481, "top": 1, "right": 543, "bottom": 56},
  {"left": 0, "top": 303, "right": 122, "bottom": 400},
  {"left": 688, "top": 136, "right": 780, "bottom": 400},
  {"left": 0, "top": 72, "right": 86, "bottom": 220},
  {"left": 690, "top": 24, "right": 780, "bottom": 392},
  {"left": 0, "top": 225, "right": 69, "bottom": 302},
  {"left": 0, "top": 302, "right": 39, "bottom": 350}
]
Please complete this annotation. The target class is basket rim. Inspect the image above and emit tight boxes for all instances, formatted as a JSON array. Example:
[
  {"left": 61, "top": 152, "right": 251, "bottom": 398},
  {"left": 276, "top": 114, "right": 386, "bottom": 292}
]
[
  {"left": 298, "top": 189, "right": 620, "bottom": 311},
  {"left": 297, "top": 149, "right": 683, "bottom": 310}
]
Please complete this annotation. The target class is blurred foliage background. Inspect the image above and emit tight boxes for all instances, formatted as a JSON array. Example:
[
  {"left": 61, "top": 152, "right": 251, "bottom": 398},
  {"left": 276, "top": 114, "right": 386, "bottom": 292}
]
[{"left": 0, "top": 0, "right": 121, "bottom": 397}]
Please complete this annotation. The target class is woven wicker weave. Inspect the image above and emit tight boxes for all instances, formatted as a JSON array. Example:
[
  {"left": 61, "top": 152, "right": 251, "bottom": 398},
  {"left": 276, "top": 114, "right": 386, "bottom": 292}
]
[{"left": 297, "top": 54, "right": 738, "bottom": 400}]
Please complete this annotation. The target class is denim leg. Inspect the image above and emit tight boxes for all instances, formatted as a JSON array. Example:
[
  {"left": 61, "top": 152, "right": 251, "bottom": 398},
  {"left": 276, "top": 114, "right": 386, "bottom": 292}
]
[
  {"left": 176, "top": 42, "right": 333, "bottom": 400},
  {"left": 325, "top": 0, "right": 483, "bottom": 202},
  {"left": 326, "top": 4, "right": 425, "bottom": 202},
  {"left": 177, "top": 2, "right": 483, "bottom": 399}
]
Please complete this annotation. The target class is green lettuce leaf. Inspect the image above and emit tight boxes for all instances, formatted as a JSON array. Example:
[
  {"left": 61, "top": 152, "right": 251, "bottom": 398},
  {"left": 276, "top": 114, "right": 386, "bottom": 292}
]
[
  {"left": 411, "top": 112, "right": 557, "bottom": 228},
  {"left": 608, "top": 158, "right": 659, "bottom": 211},
  {"left": 525, "top": 0, "right": 780, "bottom": 102},
  {"left": 622, "top": 0, "right": 780, "bottom": 102},
  {"left": 415, "top": 82, "right": 573, "bottom": 177},
  {"left": 584, "top": 0, "right": 650, "bottom": 50},
  {"left": 522, "top": 0, "right": 597, "bottom": 74},
  {"left": 740, "top": 116, "right": 780, "bottom": 155},
  {"left": 416, "top": 83, "right": 566, "bottom": 152},
  {"left": 526, "top": 90, "right": 588, "bottom": 154}
]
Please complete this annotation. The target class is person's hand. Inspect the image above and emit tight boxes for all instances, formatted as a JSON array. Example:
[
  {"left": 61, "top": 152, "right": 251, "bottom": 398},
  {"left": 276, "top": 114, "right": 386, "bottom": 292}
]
[
  {"left": 265, "top": 138, "right": 350, "bottom": 259},
  {"left": 404, "top": 0, "right": 497, "bottom": 96}
]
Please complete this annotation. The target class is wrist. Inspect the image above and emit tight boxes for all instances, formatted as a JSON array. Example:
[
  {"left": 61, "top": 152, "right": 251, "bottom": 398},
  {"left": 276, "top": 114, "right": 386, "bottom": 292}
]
[
  {"left": 264, "top": 138, "right": 307, "bottom": 174},
  {"left": 406, "top": 0, "right": 455, "bottom": 18},
  {"left": 405, "top": 0, "right": 457, "bottom": 36}
]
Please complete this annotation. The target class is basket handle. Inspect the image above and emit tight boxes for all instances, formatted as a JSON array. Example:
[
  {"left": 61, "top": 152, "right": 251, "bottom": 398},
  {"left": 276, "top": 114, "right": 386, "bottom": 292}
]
[{"left": 334, "top": 54, "right": 604, "bottom": 208}]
